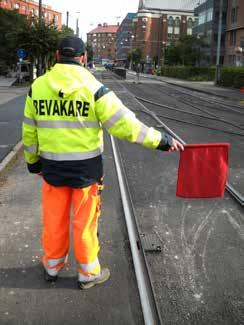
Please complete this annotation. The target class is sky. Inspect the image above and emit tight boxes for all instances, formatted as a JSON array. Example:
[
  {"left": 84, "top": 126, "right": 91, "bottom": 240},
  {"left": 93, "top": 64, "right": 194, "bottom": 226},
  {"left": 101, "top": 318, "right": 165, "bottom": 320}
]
[{"left": 43, "top": 0, "right": 140, "bottom": 41}]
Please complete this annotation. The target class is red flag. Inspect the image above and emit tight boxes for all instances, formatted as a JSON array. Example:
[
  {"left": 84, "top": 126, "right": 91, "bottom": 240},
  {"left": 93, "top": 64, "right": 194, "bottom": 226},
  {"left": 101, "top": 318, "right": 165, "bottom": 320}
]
[{"left": 176, "top": 143, "right": 230, "bottom": 198}]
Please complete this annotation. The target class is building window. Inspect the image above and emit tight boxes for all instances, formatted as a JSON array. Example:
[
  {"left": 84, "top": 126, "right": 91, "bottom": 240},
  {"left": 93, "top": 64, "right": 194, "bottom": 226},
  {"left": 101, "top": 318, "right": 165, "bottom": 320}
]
[
  {"left": 198, "top": 8, "right": 213, "bottom": 26},
  {"left": 174, "top": 27, "right": 180, "bottom": 35},
  {"left": 198, "top": 12, "right": 205, "bottom": 25},
  {"left": 228, "top": 54, "right": 236, "bottom": 65},
  {"left": 231, "top": 6, "right": 238, "bottom": 24},
  {"left": 187, "top": 18, "right": 193, "bottom": 28},
  {"left": 175, "top": 17, "right": 180, "bottom": 27},
  {"left": 168, "top": 16, "right": 174, "bottom": 27},
  {"left": 187, "top": 28, "right": 192, "bottom": 35},
  {"left": 207, "top": 8, "right": 213, "bottom": 22},
  {"left": 230, "top": 30, "right": 237, "bottom": 46},
  {"left": 240, "top": 37, "right": 244, "bottom": 49}
]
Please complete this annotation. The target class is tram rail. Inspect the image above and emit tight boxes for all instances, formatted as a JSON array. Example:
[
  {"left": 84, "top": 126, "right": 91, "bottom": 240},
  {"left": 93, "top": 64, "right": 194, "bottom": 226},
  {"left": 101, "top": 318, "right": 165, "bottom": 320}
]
[
  {"left": 111, "top": 136, "right": 162, "bottom": 325},
  {"left": 133, "top": 96, "right": 244, "bottom": 207},
  {"left": 101, "top": 70, "right": 244, "bottom": 206},
  {"left": 96, "top": 69, "right": 244, "bottom": 324}
]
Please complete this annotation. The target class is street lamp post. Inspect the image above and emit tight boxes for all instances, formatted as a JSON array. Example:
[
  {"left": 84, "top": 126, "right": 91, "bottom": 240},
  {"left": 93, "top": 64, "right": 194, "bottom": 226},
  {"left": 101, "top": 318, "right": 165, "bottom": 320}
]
[
  {"left": 161, "top": 41, "right": 166, "bottom": 67},
  {"left": 76, "top": 12, "right": 80, "bottom": 37},
  {"left": 37, "top": 0, "right": 42, "bottom": 77},
  {"left": 157, "top": 15, "right": 163, "bottom": 69},
  {"left": 215, "top": 0, "right": 224, "bottom": 84},
  {"left": 129, "top": 34, "right": 134, "bottom": 69},
  {"left": 66, "top": 11, "right": 69, "bottom": 27}
]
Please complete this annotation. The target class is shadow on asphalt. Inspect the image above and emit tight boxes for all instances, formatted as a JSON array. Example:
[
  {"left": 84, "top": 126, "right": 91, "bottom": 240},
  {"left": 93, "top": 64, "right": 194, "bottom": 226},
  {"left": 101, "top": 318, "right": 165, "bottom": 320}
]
[{"left": 0, "top": 263, "right": 78, "bottom": 290}]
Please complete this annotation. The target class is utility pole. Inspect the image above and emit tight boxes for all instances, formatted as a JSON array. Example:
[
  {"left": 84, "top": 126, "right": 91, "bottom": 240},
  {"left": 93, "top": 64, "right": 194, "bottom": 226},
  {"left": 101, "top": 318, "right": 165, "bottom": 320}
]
[
  {"left": 76, "top": 18, "right": 79, "bottom": 37},
  {"left": 38, "top": 0, "right": 42, "bottom": 23},
  {"left": 157, "top": 15, "right": 163, "bottom": 69},
  {"left": 215, "top": 0, "right": 224, "bottom": 84},
  {"left": 76, "top": 12, "right": 80, "bottom": 37},
  {"left": 38, "top": 0, "right": 42, "bottom": 77},
  {"left": 66, "top": 11, "right": 69, "bottom": 27}
]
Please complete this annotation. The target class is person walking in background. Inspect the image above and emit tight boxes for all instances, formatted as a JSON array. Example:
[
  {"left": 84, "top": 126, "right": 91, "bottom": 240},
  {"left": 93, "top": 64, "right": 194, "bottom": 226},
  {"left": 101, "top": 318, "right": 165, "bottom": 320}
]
[
  {"left": 135, "top": 62, "right": 141, "bottom": 84},
  {"left": 22, "top": 36, "right": 184, "bottom": 290}
]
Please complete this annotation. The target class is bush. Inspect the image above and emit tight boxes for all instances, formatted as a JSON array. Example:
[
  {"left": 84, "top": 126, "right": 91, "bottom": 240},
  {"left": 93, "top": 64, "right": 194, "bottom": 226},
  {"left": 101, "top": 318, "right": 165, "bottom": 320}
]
[
  {"left": 160, "top": 66, "right": 215, "bottom": 81},
  {"left": 217, "top": 67, "right": 244, "bottom": 88},
  {"left": 0, "top": 64, "right": 8, "bottom": 76}
]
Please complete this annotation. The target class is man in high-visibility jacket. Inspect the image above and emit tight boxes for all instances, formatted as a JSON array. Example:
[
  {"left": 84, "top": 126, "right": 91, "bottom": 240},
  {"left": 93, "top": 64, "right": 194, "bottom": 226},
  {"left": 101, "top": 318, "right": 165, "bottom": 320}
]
[{"left": 22, "top": 36, "right": 183, "bottom": 289}]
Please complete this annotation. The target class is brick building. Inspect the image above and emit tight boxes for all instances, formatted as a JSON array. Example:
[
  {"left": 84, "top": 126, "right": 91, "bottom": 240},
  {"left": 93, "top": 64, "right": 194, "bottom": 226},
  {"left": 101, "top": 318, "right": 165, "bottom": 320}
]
[
  {"left": 87, "top": 23, "right": 119, "bottom": 63},
  {"left": 133, "top": 0, "right": 197, "bottom": 67},
  {"left": 0, "top": 0, "right": 62, "bottom": 29},
  {"left": 224, "top": 0, "right": 244, "bottom": 66},
  {"left": 116, "top": 13, "right": 136, "bottom": 66}
]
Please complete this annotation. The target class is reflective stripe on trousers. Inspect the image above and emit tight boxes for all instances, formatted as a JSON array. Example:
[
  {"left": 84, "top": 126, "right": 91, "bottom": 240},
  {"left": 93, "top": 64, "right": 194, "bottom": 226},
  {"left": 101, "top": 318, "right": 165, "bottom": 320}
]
[
  {"left": 42, "top": 256, "right": 67, "bottom": 276},
  {"left": 42, "top": 180, "right": 102, "bottom": 278}
]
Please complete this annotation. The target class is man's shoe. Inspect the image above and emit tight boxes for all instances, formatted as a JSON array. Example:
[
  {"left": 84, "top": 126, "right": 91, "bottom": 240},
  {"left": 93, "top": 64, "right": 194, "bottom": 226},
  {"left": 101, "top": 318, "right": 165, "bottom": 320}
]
[
  {"left": 43, "top": 269, "right": 58, "bottom": 282},
  {"left": 78, "top": 268, "right": 110, "bottom": 290}
]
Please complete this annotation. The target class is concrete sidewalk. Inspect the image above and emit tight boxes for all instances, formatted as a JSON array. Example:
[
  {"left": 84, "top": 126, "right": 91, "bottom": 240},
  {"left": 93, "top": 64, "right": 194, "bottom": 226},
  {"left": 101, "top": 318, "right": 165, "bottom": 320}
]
[
  {"left": 0, "top": 76, "right": 17, "bottom": 88},
  {"left": 0, "top": 137, "right": 143, "bottom": 324},
  {"left": 0, "top": 77, "right": 143, "bottom": 324}
]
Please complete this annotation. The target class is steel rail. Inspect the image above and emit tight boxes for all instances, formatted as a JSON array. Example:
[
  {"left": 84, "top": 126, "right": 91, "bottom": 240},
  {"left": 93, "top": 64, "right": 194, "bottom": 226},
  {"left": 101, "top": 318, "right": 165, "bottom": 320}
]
[
  {"left": 110, "top": 136, "right": 162, "bottom": 325},
  {"left": 143, "top": 79, "right": 244, "bottom": 116},
  {"left": 127, "top": 71, "right": 244, "bottom": 112},
  {"left": 135, "top": 96, "right": 244, "bottom": 132},
  {"left": 132, "top": 96, "right": 244, "bottom": 206},
  {"left": 166, "top": 84, "right": 244, "bottom": 112},
  {"left": 107, "top": 70, "right": 244, "bottom": 206}
]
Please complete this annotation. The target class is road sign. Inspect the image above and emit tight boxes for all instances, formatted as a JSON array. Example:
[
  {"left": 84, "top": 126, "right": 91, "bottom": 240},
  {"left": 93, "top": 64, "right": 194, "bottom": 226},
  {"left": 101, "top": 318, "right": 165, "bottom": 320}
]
[{"left": 17, "top": 48, "right": 27, "bottom": 59}]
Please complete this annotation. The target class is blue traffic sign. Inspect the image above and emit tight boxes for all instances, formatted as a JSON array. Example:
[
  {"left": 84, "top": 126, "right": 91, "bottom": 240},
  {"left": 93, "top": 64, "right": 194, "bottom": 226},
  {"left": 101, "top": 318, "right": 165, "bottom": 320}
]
[{"left": 17, "top": 48, "right": 27, "bottom": 59}]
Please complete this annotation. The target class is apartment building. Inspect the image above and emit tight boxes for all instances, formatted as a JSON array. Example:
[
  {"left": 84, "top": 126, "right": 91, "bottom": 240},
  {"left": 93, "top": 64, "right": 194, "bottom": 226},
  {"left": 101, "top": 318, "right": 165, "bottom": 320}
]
[
  {"left": 0, "top": 0, "right": 62, "bottom": 28},
  {"left": 225, "top": 0, "right": 244, "bottom": 66},
  {"left": 87, "top": 23, "right": 119, "bottom": 63},
  {"left": 116, "top": 13, "right": 136, "bottom": 65}
]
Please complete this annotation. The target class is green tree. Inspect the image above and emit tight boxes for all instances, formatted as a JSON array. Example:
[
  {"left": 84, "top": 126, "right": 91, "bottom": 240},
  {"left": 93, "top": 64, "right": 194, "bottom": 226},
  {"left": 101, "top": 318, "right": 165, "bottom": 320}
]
[
  {"left": 0, "top": 8, "right": 70, "bottom": 79},
  {"left": 60, "top": 24, "right": 75, "bottom": 38},
  {"left": 0, "top": 8, "right": 28, "bottom": 73},
  {"left": 17, "top": 18, "right": 60, "bottom": 76},
  {"left": 164, "top": 44, "right": 181, "bottom": 66},
  {"left": 177, "top": 35, "right": 206, "bottom": 66},
  {"left": 131, "top": 48, "right": 142, "bottom": 66},
  {"left": 164, "top": 35, "right": 207, "bottom": 66}
]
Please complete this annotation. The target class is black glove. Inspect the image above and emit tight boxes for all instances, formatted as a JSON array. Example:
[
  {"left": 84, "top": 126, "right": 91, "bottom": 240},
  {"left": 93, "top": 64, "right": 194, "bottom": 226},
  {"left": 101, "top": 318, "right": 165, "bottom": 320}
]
[{"left": 156, "top": 133, "right": 173, "bottom": 151}]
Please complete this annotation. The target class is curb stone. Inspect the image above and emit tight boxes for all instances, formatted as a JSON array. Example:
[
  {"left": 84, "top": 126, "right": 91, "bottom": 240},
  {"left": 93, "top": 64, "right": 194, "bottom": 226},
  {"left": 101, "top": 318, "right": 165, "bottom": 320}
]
[{"left": 0, "top": 141, "right": 23, "bottom": 177}]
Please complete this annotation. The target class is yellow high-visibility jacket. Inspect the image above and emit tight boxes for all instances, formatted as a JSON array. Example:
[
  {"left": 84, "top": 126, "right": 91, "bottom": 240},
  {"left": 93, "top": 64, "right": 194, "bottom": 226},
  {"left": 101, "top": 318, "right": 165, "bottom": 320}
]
[{"left": 22, "top": 62, "right": 170, "bottom": 187}]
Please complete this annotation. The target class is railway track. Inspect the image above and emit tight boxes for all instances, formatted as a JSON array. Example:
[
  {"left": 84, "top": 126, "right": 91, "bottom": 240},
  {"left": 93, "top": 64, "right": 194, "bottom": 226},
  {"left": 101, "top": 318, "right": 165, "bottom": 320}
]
[
  {"left": 111, "top": 136, "right": 162, "bottom": 325},
  {"left": 103, "top": 70, "right": 244, "bottom": 206},
  {"left": 96, "top": 69, "right": 244, "bottom": 324},
  {"left": 133, "top": 96, "right": 244, "bottom": 206}
]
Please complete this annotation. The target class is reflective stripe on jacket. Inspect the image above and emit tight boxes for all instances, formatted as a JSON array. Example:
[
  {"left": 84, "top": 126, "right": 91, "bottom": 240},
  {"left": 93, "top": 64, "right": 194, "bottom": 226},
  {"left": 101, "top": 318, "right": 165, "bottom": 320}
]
[{"left": 22, "top": 62, "right": 162, "bottom": 166}]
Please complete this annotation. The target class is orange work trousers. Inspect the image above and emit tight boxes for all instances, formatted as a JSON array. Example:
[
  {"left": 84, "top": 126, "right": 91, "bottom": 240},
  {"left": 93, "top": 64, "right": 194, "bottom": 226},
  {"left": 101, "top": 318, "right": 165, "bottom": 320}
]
[{"left": 41, "top": 180, "right": 102, "bottom": 280}]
